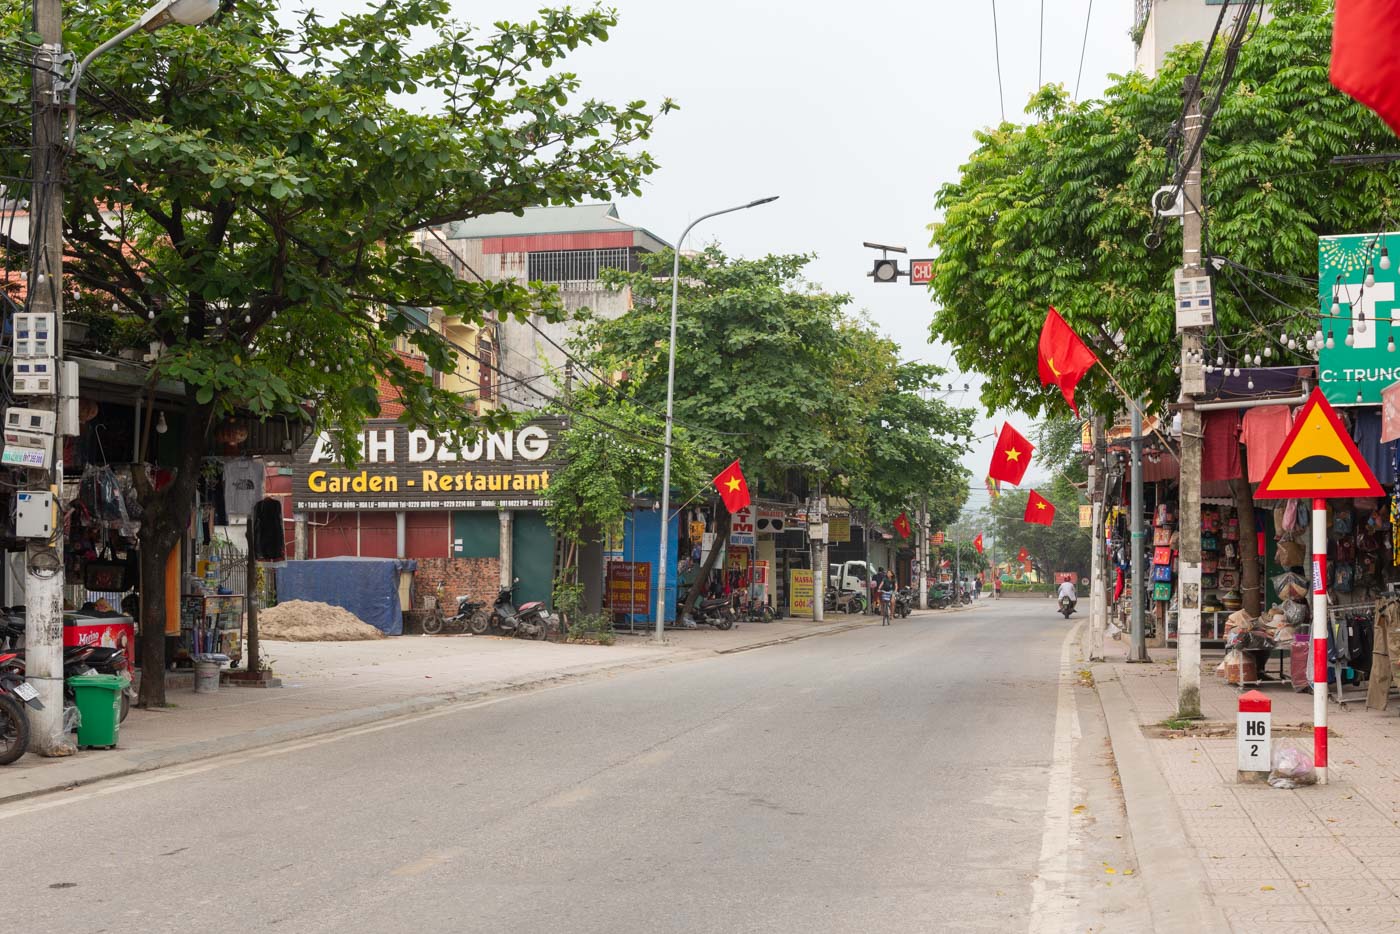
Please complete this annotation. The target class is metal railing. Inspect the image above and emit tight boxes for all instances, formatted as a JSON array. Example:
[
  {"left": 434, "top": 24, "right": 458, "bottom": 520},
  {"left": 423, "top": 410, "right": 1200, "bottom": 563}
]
[{"left": 526, "top": 248, "right": 632, "bottom": 283}]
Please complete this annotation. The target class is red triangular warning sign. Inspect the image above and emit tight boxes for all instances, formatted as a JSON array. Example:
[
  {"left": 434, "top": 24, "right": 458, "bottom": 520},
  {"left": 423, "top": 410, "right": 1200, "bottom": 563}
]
[{"left": 1256, "top": 388, "right": 1383, "bottom": 499}]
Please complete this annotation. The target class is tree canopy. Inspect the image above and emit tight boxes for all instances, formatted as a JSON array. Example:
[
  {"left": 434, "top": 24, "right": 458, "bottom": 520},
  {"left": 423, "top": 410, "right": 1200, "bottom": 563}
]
[
  {"left": 986, "top": 476, "right": 1091, "bottom": 580},
  {"left": 586, "top": 247, "right": 974, "bottom": 524},
  {"left": 928, "top": 0, "right": 1400, "bottom": 418}
]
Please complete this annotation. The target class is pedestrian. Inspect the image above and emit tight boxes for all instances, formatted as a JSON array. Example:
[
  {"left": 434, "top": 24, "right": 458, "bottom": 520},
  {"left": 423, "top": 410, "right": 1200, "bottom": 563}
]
[
  {"left": 871, "top": 566, "right": 887, "bottom": 615},
  {"left": 994, "top": 576, "right": 1002, "bottom": 598}
]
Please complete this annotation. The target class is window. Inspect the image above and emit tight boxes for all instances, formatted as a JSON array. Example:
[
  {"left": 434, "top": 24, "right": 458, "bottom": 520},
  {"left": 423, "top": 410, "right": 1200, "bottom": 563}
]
[
  {"left": 526, "top": 248, "right": 633, "bottom": 283},
  {"left": 478, "top": 340, "right": 495, "bottom": 402}
]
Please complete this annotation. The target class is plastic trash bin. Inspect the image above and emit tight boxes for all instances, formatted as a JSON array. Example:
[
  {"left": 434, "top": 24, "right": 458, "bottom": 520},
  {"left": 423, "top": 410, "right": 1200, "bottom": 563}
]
[{"left": 68, "top": 673, "right": 128, "bottom": 749}]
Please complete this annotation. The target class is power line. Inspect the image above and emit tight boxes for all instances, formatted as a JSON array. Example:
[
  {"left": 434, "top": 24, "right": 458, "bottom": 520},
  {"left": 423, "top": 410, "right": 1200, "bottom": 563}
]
[
  {"left": 991, "top": 0, "right": 1006, "bottom": 123},
  {"left": 1074, "top": 0, "right": 1094, "bottom": 101},
  {"left": 1038, "top": 0, "right": 1045, "bottom": 88}
]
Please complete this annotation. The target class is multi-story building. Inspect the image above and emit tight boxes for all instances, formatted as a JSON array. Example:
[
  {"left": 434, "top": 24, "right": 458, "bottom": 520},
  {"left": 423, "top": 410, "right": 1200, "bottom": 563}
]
[
  {"left": 440, "top": 203, "right": 668, "bottom": 410},
  {"left": 1132, "top": 0, "right": 1270, "bottom": 77}
]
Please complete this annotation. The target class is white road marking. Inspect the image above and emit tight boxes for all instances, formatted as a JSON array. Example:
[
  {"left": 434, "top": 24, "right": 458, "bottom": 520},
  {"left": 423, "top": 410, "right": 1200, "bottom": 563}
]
[
  {"left": 1028, "top": 621, "right": 1084, "bottom": 934},
  {"left": 0, "top": 686, "right": 573, "bottom": 820}
]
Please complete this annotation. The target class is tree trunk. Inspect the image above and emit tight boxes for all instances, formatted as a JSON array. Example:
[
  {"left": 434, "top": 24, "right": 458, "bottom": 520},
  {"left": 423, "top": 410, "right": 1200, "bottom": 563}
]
[
  {"left": 137, "top": 534, "right": 174, "bottom": 707},
  {"left": 680, "top": 503, "right": 732, "bottom": 621},
  {"left": 245, "top": 508, "right": 259, "bottom": 674},
  {"left": 1231, "top": 449, "right": 1262, "bottom": 617}
]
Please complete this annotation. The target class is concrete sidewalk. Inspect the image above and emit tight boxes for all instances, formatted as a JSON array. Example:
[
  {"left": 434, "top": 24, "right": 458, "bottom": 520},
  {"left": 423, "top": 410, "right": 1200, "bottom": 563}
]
[
  {"left": 0, "top": 613, "right": 884, "bottom": 804},
  {"left": 1097, "top": 639, "right": 1400, "bottom": 933}
]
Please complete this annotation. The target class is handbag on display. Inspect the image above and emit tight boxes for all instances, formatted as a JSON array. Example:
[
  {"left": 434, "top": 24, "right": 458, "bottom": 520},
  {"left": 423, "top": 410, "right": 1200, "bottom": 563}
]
[{"left": 1153, "top": 546, "right": 1173, "bottom": 566}]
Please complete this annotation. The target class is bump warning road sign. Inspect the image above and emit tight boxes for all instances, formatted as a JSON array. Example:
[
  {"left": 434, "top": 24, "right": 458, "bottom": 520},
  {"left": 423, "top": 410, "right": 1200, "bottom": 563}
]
[{"left": 1256, "top": 388, "right": 1383, "bottom": 499}]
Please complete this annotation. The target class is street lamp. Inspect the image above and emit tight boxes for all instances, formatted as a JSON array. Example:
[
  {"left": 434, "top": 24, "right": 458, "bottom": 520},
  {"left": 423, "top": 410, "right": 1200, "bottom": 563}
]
[{"left": 652, "top": 196, "right": 779, "bottom": 644}]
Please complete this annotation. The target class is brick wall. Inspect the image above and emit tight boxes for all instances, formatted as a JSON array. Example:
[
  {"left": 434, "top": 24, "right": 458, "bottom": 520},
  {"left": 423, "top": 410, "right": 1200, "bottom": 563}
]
[
  {"left": 378, "top": 351, "right": 428, "bottom": 418},
  {"left": 413, "top": 557, "right": 500, "bottom": 609}
]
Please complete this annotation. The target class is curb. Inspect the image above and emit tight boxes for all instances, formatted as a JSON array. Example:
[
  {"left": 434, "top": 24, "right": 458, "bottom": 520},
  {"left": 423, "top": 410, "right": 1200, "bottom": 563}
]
[
  {"left": 0, "top": 621, "right": 875, "bottom": 806},
  {"left": 1093, "top": 663, "right": 1231, "bottom": 934}
]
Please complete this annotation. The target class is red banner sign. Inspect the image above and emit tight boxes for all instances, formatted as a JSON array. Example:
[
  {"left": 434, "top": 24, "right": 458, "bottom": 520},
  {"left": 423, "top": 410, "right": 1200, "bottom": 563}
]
[{"left": 606, "top": 561, "right": 651, "bottom": 614}]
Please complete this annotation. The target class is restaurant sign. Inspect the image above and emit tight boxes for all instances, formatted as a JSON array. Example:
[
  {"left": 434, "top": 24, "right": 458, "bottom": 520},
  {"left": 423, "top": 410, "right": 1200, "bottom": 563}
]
[
  {"left": 292, "top": 418, "right": 562, "bottom": 511},
  {"left": 1318, "top": 232, "right": 1400, "bottom": 405}
]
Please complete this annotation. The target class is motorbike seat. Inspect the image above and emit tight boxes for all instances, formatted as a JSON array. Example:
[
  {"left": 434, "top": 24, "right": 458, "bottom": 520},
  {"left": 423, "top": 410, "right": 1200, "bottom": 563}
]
[
  {"left": 518, "top": 601, "right": 545, "bottom": 613},
  {"left": 82, "top": 647, "right": 123, "bottom": 665}
]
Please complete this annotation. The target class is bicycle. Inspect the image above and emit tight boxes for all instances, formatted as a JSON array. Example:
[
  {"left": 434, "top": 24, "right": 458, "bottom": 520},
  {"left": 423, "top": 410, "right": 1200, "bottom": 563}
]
[{"left": 880, "top": 590, "right": 894, "bottom": 625}]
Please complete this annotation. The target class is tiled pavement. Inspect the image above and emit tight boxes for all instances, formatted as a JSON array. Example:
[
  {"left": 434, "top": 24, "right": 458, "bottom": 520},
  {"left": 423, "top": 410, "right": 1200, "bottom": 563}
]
[{"left": 1107, "top": 647, "right": 1400, "bottom": 931}]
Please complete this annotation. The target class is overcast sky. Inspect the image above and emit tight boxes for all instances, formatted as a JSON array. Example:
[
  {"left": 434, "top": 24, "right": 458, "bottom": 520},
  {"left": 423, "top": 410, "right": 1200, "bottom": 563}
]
[{"left": 316, "top": 0, "right": 1135, "bottom": 516}]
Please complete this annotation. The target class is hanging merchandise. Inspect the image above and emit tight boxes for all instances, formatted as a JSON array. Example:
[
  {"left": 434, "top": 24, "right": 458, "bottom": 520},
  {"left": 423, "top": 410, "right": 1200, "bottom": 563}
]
[
  {"left": 223, "top": 458, "right": 264, "bottom": 516},
  {"left": 253, "top": 498, "right": 286, "bottom": 562}
]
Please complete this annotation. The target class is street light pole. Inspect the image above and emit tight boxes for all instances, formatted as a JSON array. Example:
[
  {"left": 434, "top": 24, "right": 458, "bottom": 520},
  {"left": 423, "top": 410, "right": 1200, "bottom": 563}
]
[
  {"left": 652, "top": 197, "right": 778, "bottom": 644},
  {"left": 24, "top": 0, "right": 219, "bottom": 751}
]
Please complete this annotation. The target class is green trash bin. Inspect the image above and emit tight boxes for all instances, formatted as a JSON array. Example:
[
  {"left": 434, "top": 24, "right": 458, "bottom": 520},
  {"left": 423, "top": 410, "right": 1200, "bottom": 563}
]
[{"left": 68, "top": 673, "right": 128, "bottom": 749}]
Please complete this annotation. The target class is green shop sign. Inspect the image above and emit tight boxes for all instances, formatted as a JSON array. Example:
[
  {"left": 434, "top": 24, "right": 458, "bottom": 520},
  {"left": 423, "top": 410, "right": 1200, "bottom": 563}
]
[{"left": 1318, "top": 232, "right": 1400, "bottom": 405}]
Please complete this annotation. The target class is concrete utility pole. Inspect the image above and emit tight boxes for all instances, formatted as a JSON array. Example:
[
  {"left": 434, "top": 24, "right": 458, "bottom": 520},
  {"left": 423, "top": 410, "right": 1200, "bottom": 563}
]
[
  {"left": 1176, "top": 76, "right": 1206, "bottom": 718},
  {"left": 1129, "top": 402, "right": 1151, "bottom": 663},
  {"left": 24, "top": 0, "right": 72, "bottom": 756},
  {"left": 811, "top": 491, "right": 826, "bottom": 623},
  {"left": 1087, "top": 415, "right": 1107, "bottom": 661},
  {"left": 918, "top": 496, "right": 929, "bottom": 610}
]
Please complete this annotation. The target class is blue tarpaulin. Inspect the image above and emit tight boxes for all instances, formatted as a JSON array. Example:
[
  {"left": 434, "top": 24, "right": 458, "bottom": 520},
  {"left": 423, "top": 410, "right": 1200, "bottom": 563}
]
[{"left": 276, "top": 557, "right": 416, "bottom": 635}]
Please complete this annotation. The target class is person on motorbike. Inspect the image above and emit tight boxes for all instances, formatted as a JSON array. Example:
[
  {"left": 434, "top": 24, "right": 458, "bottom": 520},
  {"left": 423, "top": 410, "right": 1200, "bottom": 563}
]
[{"left": 1057, "top": 578, "right": 1078, "bottom": 615}]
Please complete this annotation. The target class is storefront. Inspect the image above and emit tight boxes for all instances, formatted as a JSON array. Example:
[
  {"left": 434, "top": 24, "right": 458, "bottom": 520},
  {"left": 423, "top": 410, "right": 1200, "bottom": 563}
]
[{"left": 288, "top": 417, "right": 563, "bottom": 613}]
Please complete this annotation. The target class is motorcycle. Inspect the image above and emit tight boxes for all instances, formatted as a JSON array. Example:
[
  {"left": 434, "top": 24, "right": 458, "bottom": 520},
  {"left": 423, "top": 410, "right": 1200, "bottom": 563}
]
[
  {"left": 893, "top": 587, "right": 914, "bottom": 619},
  {"left": 489, "top": 579, "right": 553, "bottom": 640},
  {"left": 927, "top": 586, "right": 952, "bottom": 610},
  {"left": 833, "top": 589, "right": 867, "bottom": 615},
  {"left": 422, "top": 594, "right": 489, "bottom": 636},
  {"left": 0, "top": 652, "right": 40, "bottom": 765},
  {"left": 1059, "top": 595, "right": 1077, "bottom": 618},
  {"left": 3, "top": 644, "right": 133, "bottom": 725},
  {"left": 692, "top": 596, "right": 736, "bottom": 630}
]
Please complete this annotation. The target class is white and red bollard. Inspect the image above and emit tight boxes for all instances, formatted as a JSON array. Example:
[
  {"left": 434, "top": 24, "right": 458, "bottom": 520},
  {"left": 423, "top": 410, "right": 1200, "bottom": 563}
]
[
  {"left": 1311, "top": 497, "right": 1328, "bottom": 785},
  {"left": 1237, "top": 689, "right": 1271, "bottom": 783}
]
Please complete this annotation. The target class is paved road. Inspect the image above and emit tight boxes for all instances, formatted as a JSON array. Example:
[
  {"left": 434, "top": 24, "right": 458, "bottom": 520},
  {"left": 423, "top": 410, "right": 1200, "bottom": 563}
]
[{"left": 7, "top": 599, "right": 1150, "bottom": 933}]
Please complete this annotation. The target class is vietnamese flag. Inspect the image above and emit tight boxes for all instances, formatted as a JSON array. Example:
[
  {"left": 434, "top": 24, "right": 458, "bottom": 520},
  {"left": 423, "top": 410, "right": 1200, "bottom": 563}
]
[
  {"left": 973, "top": 533, "right": 984, "bottom": 554},
  {"left": 1333, "top": 0, "right": 1400, "bottom": 136},
  {"left": 1024, "top": 490, "right": 1056, "bottom": 526},
  {"left": 894, "top": 512, "right": 912, "bottom": 538},
  {"left": 988, "top": 422, "right": 1034, "bottom": 486},
  {"left": 1038, "top": 307, "right": 1098, "bottom": 416},
  {"left": 1017, "top": 547, "right": 1029, "bottom": 564},
  {"left": 713, "top": 460, "right": 751, "bottom": 513}
]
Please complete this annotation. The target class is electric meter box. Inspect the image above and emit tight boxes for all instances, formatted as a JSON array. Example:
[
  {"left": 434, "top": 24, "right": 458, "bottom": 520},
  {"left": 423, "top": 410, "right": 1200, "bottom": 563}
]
[
  {"left": 15, "top": 491, "right": 54, "bottom": 538},
  {"left": 12, "top": 312, "right": 54, "bottom": 358},
  {"left": 12, "top": 357, "right": 55, "bottom": 395},
  {"left": 4, "top": 407, "right": 55, "bottom": 450}
]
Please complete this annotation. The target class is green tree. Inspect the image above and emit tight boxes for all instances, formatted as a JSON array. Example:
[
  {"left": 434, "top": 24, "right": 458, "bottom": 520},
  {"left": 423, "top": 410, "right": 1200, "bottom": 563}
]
[
  {"left": 987, "top": 477, "right": 1091, "bottom": 580},
  {"left": 928, "top": 0, "right": 1400, "bottom": 417},
  {"left": 588, "top": 247, "right": 975, "bottom": 617},
  {"left": 0, "top": 0, "right": 669, "bottom": 704}
]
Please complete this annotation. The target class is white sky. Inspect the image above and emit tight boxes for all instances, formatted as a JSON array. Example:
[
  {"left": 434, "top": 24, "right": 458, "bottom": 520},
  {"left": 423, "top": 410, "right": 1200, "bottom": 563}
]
[{"left": 309, "top": 0, "right": 1135, "bottom": 506}]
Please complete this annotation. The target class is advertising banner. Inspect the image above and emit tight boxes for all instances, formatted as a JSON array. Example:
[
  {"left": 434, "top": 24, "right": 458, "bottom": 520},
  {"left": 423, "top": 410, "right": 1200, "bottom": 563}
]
[
  {"left": 789, "top": 568, "right": 814, "bottom": 619},
  {"left": 1318, "top": 233, "right": 1400, "bottom": 404},
  {"left": 606, "top": 561, "right": 651, "bottom": 614}
]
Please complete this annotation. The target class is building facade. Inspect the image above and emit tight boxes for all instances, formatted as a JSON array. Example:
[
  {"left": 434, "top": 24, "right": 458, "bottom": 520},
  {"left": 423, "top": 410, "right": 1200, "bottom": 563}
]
[{"left": 1132, "top": 0, "right": 1270, "bottom": 77}]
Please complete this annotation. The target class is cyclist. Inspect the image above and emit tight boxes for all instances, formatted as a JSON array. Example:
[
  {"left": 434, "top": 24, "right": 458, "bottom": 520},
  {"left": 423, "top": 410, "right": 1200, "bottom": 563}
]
[{"left": 879, "top": 571, "right": 896, "bottom": 624}]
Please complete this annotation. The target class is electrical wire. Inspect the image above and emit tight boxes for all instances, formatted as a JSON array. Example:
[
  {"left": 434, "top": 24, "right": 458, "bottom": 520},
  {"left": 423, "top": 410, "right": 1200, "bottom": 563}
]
[
  {"left": 1074, "top": 0, "right": 1094, "bottom": 101},
  {"left": 991, "top": 0, "right": 1006, "bottom": 123}
]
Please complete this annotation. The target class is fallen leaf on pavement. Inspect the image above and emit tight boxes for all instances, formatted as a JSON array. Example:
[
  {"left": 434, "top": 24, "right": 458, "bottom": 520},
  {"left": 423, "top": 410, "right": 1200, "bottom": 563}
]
[
  {"left": 1073, "top": 805, "right": 1087, "bottom": 815},
  {"left": 1261, "top": 886, "right": 1275, "bottom": 892}
]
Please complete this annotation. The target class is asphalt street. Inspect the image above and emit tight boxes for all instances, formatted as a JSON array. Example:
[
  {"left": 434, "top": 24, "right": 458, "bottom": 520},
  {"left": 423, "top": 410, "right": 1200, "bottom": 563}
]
[{"left": 7, "top": 598, "right": 1151, "bottom": 933}]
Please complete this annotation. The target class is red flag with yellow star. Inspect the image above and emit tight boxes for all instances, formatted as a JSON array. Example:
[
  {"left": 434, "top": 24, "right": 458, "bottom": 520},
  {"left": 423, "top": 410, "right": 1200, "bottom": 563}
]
[
  {"left": 1038, "top": 307, "right": 1098, "bottom": 416},
  {"left": 988, "top": 422, "right": 1034, "bottom": 486},
  {"left": 894, "top": 512, "right": 912, "bottom": 538},
  {"left": 713, "top": 460, "right": 751, "bottom": 513},
  {"left": 1024, "top": 489, "right": 1056, "bottom": 526},
  {"left": 973, "top": 533, "right": 984, "bottom": 554}
]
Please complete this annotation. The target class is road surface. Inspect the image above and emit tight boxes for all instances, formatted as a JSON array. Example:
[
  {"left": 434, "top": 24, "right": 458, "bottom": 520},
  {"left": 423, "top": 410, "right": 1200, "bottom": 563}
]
[{"left": 7, "top": 598, "right": 1151, "bottom": 933}]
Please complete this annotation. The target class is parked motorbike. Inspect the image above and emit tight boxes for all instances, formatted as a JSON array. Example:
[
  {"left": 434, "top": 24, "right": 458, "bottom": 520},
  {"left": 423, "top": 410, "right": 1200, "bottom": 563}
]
[
  {"left": 489, "top": 578, "right": 552, "bottom": 640},
  {"left": 893, "top": 587, "right": 914, "bottom": 619},
  {"left": 422, "top": 594, "right": 489, "bottom": 636},
  {"left": 3, "top": 644, "right": 132, "bottom": 725},
  {"left": 737, "top": 595, "right": 775, "bottom": 623},
  {"left": 691, "top": 596, "right": 736, "bottom": 630},
  {"left": 0, "top": 652, "right": 40, "bottom": 765},
  {"left": 1059, "top": 596, "right": 1077, "bottom": 618},
  {"left": 832, "top": 589, "right": 867, "bottom": 615}
]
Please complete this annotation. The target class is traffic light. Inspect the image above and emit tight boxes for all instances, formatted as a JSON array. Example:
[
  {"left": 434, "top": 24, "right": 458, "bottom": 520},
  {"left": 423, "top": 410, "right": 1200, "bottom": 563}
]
[{"left": 871, "top": 258, "right": 900, "bottom": 283}]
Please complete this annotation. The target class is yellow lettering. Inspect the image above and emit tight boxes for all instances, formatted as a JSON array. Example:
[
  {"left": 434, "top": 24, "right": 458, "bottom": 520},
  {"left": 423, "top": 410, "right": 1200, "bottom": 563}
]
[
  {"left": 474, "top": 474, "right": 487, "bottom": 491},
  {"left": 352, "top": 473, "right": 367, "bottom": 493},
  {"left": 488, "top": 475, "right": 504, "bottom": 492},
  {"left": 385, "top": 476, "right": 397, "bottom": 492},
  {"left": 422, "top": 470, "right": 439, "bottom": 492},
  {"left": 309, "top": 470, "right": 327, "bottom": 493},
  {"left": 512, "top": 474, "right": 525, "bottom": 491},
  {"left": 369, "top": 475, "right": 383, "bottom": 493}
]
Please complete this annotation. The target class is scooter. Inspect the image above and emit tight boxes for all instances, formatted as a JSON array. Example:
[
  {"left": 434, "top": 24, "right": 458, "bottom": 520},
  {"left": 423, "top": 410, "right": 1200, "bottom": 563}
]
[
  {"left": 833, "top": 589, "right": 867, "bottom": 615},
  {"left": 489, "top": 578, "right": 552, "bottom": 640},
  {"left": 894, "top": 587, "right": 914, "bottom": 619},
  {"left": 1059, "top": 596, "right": 1077, "bottom": 618},
  {"left": 0, "top": 652, "right": 40, "bottom": 765}
]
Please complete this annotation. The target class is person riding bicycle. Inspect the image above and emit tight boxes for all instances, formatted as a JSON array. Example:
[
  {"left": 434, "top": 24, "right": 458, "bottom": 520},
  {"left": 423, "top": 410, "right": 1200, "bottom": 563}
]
[{"left": 879, "top": 571, "right": 896, "bottom": 624}]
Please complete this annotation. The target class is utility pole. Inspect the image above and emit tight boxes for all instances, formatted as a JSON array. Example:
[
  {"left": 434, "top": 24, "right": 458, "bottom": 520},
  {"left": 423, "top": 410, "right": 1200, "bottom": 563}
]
[
  {"left": 24, "top": 0, "right": 72, "bottom": 755},
  {"left": 918, "top": 495, "right": 929, "bottom": 610},
  {"left": 1176, "top": 76, "right": 1205, "bottom": 718},
  {"left": 1087, "top": 414, "right": 1107, "bottom": 661},
  {"left": 1129, "top": 402, "right": 1151, "bottom": 663},
  {"left": 811, "top": 490, "right": 826, "bottom": 623}
]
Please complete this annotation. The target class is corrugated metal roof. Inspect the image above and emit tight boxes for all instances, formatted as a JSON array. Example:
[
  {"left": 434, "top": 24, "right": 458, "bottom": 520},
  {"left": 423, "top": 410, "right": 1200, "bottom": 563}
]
[{"left": 446, "top": 203, "right": 669, "bottom": 253}]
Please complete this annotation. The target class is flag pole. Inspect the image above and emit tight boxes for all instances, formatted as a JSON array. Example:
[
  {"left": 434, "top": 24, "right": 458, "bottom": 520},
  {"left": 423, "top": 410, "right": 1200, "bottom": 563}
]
[{"left": 1093, "top": 359, "right": 1178, "bottom": 456}]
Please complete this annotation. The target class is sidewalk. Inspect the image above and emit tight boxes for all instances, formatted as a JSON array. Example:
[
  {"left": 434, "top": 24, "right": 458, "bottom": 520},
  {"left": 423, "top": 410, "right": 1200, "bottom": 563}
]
[
  {"left": 0, "top": 614, "right": 879, "bottom": 804},
  {"left": 1097, "top": 639, "right": 1400, "bottom": 933}
]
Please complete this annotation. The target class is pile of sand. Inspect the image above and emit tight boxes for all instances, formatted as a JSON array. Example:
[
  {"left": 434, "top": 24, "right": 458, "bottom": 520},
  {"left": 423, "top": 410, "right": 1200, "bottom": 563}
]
[{"left": 258, "top": 600, "right": 387, "bottom": 642}]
